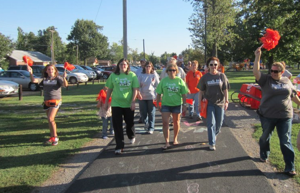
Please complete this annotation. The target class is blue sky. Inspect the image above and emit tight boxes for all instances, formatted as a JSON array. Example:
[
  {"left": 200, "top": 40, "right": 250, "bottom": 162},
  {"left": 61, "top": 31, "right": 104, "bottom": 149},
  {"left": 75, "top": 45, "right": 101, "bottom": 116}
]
[{"left": 0, "top": 0, "right": 195, "bottom": 56}]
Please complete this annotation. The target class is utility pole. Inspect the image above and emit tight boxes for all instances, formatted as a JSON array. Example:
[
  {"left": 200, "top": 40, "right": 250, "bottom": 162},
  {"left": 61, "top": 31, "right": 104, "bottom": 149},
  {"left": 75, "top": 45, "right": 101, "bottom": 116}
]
[
  {"left": 123, "top": 0, "right": 128, "bottom": 58},
  {"left": 143, "top": 39, "right": 145, "bottom": 59},
  {"left": 76, "top": 45, "right": 79, "bottom": 65},
  {"left": 204, "top": 0, "right": 207, "bottom": 62},
  {"left": 49, "top": 28, "right": 56, "bottom": 64}
]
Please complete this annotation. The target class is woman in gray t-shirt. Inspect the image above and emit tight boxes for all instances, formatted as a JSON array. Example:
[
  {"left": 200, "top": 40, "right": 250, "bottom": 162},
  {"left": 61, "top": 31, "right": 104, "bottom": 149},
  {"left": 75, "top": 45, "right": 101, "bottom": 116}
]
[
  {"left": 254, "top": 47, "right": 300, "bottom": 176},
  {"left": 29, "top": 64, "right": 68, "bottom": 146},
  {"left": 198, "top": 57, "right": 229, "bottom": 151}
]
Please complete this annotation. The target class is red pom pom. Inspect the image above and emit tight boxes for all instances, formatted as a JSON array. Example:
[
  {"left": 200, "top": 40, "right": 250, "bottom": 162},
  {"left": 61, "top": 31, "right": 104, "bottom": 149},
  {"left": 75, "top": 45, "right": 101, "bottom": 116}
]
[
  {"left": 23, "top": 55, "right": 33, "bottom": 66},
  {"left": 260, "top": 28, "right": 281, "bottom": 51},
  {"left": 64, "top": 62, "right": 75, "bottom": 71}
]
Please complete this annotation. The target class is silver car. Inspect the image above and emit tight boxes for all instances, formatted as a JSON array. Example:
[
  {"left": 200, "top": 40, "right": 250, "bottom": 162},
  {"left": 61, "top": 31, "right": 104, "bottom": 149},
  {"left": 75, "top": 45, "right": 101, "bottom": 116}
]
[
  {"left": 0, "top": 80, "right": 19, "bottom": 97},
  {"left": 56, "top": 66, "right": 89, "bottom": 84},
  {"left": 0, "top": 70, "right": 42, "bottom": 91}
]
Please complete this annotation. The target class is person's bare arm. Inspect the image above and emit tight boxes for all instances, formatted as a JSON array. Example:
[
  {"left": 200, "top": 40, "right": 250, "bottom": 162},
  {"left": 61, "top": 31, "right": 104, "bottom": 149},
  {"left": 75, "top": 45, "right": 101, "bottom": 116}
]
[{"left": 253, "top": 47, "right": 262, "bottom": 81}]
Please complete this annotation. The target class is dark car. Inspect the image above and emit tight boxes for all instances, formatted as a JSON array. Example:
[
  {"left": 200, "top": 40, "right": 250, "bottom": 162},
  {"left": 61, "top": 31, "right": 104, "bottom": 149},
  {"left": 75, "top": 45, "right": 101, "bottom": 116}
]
[
  {"left": 96, "top": 65, "right": 116, "bottom": 79},
  {"left": 80, "top": 65, "right": 102, "bottom": 79}
]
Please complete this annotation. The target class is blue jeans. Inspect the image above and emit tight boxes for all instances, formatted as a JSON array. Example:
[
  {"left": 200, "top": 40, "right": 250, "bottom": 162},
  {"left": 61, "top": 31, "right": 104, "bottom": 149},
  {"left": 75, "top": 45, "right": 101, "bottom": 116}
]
[
  {"left": 259, "top": 116, "right": 295, "bottom": 172},
  {"left": 187, "top": 92, "right": 200, "bottom": 117},
  {"left": 101, "top": 116, "right": 113, "bottom": 137},
  {"left": 206, "top": 102, "right": 224, "bottom": 146},
  {"left": 139, "top": 100, "right": 156, "bottom": 131}
]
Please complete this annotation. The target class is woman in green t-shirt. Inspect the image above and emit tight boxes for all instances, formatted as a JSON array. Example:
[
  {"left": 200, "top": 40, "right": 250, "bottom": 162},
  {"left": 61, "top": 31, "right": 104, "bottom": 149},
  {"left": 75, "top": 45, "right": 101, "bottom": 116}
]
[
  {"left": 104, "top": 58, "right": 139, "bottom": 155},
  {"left": 156, "top": 64, "right": 189, "bottom": 150}
]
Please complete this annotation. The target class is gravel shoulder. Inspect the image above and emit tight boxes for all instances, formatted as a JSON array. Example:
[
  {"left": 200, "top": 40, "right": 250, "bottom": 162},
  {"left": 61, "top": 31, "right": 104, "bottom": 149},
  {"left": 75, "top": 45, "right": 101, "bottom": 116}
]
[
  {"left": 32, "top": 103, "right": 300, "bottom": 193},
  {"left": 225, "top": 103, "right": 300, "bottom": 193}
]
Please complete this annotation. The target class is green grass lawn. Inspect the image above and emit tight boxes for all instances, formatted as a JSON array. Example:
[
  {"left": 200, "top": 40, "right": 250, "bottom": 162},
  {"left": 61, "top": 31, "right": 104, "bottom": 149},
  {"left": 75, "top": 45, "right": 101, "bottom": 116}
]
[
  {"left": 0, "top": 82, "right": 105, "bottom": 193},
  {"left": 1, "top": 69, "right": 300, "bottom": 192}
]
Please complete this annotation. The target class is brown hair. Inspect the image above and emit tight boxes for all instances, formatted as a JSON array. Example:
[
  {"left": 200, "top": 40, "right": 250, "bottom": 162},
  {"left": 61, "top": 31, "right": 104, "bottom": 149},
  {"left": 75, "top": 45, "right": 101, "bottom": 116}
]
[
  {"left": 206, "top": 57, "right": 220, "bottom": 68},
  {"left": 42, "top": 64, "right": 58, "bottom": 78},
  {"left": 142, "top": 61, "right": 154, "bottom": 74},
  {"left": 115, "top": 58, "right": 130, "bottom": 75}
]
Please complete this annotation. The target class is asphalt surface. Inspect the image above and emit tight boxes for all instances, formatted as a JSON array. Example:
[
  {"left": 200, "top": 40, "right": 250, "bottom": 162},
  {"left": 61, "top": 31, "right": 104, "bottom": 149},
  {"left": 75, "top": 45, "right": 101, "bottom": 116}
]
[{"left": 64, "top": 107, "right": 275, "bottom": 193}]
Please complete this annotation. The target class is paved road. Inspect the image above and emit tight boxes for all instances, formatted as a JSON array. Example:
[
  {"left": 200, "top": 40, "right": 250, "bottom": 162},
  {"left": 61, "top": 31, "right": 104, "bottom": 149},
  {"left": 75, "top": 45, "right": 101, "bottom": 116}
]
[{"left": 65, "top": 108, "right": 275, "bottom": 193}]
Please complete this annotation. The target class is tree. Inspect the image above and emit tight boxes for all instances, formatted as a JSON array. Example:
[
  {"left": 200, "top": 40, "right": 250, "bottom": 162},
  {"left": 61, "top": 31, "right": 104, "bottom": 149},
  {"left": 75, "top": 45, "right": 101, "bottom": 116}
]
[
  {"left": 0, "top": 33, "right": 14, "bottom": 69},
  {"left": 188, "top": 0, "right": 237, "bottom": 59},
  {"left": 109, "top": 42, "right": 123, "bottom": 64},
  {"left": 128, "top": 48, "right": 139, "bottom": 63},
  {"left": 67, "top": 19, "right": 109, "bottom": 64},
  {"left": 234, "top": 0, "right": 300, "bottom": 68},
  {"left": 16, "top": 27, "right": 37, "bottom": 51}
]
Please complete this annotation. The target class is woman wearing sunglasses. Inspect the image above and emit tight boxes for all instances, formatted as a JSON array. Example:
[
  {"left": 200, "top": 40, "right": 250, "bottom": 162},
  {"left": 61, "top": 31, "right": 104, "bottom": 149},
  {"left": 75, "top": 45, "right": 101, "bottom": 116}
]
[
  {"left": 198, "top": 57, "right": 229, "bottom": 151},
  {"left": 253, "top": 47, "right": 300, "bottom": 176},
  {"left": 137, "top": 61, "right": 160, "bottom": 134},
  {"left": 156, "top": 63, "right": 189, "bottom": 150}
]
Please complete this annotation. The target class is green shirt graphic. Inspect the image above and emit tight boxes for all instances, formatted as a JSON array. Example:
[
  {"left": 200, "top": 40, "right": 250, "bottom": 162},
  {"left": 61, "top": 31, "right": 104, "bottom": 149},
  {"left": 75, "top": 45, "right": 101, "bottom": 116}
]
[
  {"left": 105, "top": 71, "right": 139, "bottom": 108},
  {"left": 156, "top": 77, "right": 188, "bottom": 106}
]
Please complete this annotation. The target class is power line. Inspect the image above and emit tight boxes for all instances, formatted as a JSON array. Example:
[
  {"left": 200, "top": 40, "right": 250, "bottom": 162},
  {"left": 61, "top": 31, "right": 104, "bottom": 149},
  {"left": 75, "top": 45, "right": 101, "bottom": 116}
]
[{"left": 94, "top": 0, "right": 103, "bottom": 22}]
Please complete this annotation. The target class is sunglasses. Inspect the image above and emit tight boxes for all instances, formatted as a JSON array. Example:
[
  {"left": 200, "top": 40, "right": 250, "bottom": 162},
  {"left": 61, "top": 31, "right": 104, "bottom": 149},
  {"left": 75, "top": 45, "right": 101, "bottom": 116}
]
[
  {"left": 168, "top": 69, "right": 176, "bottom": 72},
  {"left": 270, "top": 70, "right": 281, "bottom": 73},
  {"left": 145, "top": 66, "right": 151, "bottom": 68},
  {"left": 209, "top": 63, "right": 218, "bottom": 66}
]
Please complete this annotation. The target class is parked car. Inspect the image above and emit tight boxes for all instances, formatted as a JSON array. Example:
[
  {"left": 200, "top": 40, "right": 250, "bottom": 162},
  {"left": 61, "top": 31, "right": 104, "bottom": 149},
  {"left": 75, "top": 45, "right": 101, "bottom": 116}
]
[
  {"left": 55, "top": 66, "right": 89, "bottom": 84},
  {"left": 81, "top": 65, "right": 102, "bottom": 79},
  {"left": 0, "top": 80, "right": 19, "bottom": 97},
  {"left": 56, "top": 64, "right": 96, "bottom": 80},
  {"left": 0, "top": 70, "right": 42, "bottom": 91},
  {"left": 130, "top": 65, "right": 139, "bottom": 74},
  {"left": 96, "top": 65, "right": 116, "bottom": 79},
  {"left": 8, "top": 65, "right": 45, "bottom": 78}
]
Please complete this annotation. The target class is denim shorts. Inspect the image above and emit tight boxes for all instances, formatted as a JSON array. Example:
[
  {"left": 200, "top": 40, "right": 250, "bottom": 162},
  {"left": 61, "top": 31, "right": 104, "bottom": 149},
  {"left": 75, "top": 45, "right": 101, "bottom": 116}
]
[{"left": 161, "top": 105, "right": 182, "bottom": 114}]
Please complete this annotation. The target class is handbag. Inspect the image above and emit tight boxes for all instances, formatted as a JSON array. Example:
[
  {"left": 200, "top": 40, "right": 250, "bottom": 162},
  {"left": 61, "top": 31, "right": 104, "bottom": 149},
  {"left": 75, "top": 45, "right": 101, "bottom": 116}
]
[
  {"left": 200, "top": 99, "right": 208, "bottom": 118},
  {"left": 44, "top": 99, "right": 61, "bottom": 107}
]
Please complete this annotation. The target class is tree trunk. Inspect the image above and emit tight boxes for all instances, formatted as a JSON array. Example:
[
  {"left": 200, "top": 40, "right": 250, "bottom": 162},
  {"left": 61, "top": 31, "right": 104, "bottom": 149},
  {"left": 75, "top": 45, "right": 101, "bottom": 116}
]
[
  {"left": 267, "top": 55, "right": 274, "bottom": 71},
  {"left": 212, "top": 42, "right": 218, "bottom": 57}
]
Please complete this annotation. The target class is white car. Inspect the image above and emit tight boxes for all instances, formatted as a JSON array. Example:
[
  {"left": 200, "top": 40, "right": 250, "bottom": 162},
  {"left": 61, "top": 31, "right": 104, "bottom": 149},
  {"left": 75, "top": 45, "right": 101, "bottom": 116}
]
[
  {"left": 0, "top": 80, "right": 19, "bottom": 97},
  {"left": 56, "top": 66, "right": 88, "bottom": 84},
  {"left": 56, "top": 64, "right": 96, "bottom": 80}
]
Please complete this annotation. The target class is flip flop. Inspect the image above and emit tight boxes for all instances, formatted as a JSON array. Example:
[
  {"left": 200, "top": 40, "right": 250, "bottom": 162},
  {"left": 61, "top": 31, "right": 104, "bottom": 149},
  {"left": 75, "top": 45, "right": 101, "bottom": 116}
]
[
  {"left": 162, "top": 144, "right": 170, "bottom": 150},
  {"left": 173, "top": 142, "right": 180, "bottom": 145},
  {"left": 259, "top": 158, "right": 267, "bottom": 163},
  {"left": 286, "top": 171, "right": 297, "bottom": 177}
]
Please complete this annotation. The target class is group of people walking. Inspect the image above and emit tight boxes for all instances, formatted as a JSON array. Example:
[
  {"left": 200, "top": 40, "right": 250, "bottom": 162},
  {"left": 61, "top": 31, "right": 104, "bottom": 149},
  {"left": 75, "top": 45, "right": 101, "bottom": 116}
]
[
  {"left": 28, "top": 46, "right": 300, "bottom": 177},
  {"left": 100, "top": 56, "right": 229, "bottom": 154}
]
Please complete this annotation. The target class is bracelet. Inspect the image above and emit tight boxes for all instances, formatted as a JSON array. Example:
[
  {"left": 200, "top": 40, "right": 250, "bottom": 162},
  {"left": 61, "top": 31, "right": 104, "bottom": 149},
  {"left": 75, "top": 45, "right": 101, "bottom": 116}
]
[{"left": 183, "top": 104, "right": 187, "bottom": 106}]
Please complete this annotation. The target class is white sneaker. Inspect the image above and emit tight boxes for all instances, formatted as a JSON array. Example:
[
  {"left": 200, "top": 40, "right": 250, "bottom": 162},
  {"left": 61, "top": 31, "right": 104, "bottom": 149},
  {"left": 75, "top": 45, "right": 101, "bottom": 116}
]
[
  {"left": 209, "top": 145, "right": 216, "bottom": 151},
  {"left": 148, "top": 130, "right": 154, "bottom": 134},
  {"left": 130, "top": 138, "right": 136, "bottom": 144},
  {"left": 115, "top": 149, "right": 123, "bottom": 155}
]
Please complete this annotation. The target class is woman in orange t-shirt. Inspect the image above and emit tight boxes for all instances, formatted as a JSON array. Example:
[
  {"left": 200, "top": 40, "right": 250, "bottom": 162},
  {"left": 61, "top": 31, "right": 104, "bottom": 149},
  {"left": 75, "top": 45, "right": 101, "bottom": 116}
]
[
  {"left": 218, "top": 64, "right": 225, "bottom": 73},
  {"left": 185, "top": 60, "right": 203, "bottom": 120}
]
